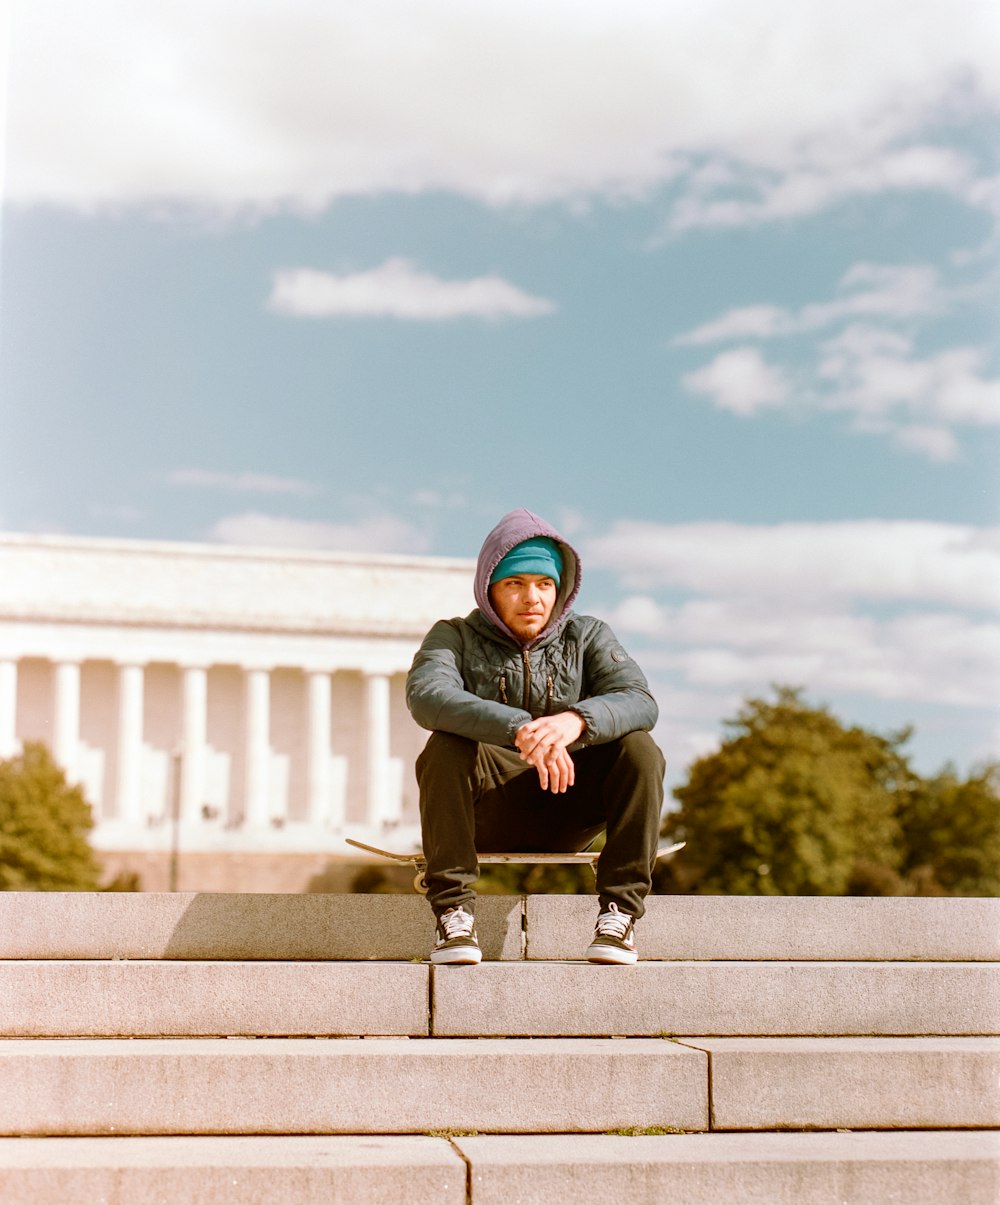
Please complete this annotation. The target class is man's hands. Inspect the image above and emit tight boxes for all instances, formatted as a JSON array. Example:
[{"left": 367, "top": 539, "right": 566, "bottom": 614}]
[{"left": 514, "top": 711, "right": 586, "bottom": 793}]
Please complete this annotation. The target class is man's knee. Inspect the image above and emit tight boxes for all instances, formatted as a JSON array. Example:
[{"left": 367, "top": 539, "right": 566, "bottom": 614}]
[
  {"left": 416, "top": 730, "right": 479, "bottom": 779},
  {"left": 615, "top": 730, "right": 666, "bottom": 779}
]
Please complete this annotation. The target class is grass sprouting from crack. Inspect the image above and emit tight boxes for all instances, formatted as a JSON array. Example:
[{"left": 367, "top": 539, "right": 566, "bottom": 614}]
[{"left": 606, "top": 1125, "right": 688, "bottom": 1136}]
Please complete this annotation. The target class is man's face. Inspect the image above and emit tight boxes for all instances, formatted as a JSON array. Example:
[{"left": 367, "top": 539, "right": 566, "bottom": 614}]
[{"left": 489, "top": 574, "right": 558, "bottom": 642}]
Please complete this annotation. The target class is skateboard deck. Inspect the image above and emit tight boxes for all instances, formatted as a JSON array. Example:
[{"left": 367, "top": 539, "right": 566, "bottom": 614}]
[{"left": 345, "top": 837, "right": 686, "bottom": 893}]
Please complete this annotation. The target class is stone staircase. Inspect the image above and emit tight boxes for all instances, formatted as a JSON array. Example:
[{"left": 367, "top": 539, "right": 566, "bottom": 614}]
[{"left": 0, "top": 891, "right": 997, "bottom": 1203}]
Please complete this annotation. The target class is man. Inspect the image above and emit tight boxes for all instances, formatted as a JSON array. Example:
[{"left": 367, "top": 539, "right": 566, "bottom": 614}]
[{"left": 406, "top": 508, "right": 665, "bottom": 965}]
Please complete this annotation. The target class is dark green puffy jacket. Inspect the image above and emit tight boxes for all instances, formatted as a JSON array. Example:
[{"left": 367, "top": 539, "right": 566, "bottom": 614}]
[{"left": 406, "top": 608, "right": 658, "bottom": 750}]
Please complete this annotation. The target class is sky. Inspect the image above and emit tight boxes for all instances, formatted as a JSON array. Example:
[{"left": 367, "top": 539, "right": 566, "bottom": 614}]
[{"left": 1, "top": 0, "right": 998, "bottom": 785}]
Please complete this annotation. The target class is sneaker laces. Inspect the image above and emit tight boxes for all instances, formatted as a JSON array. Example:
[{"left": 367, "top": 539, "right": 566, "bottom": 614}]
[
  {"left": 439, "top": 907, "right": 475, "bottom": 939},
  {"left": 594, "top": 902, "right": 632, "bottom": 940}
]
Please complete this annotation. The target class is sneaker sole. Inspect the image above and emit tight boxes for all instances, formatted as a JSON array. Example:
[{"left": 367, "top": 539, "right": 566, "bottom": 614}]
[
  {"left": 431, "top": 948, "right": 483, "bottom": 965},
  {"left": 585, "top": 944, "right": 638, "bottom": 965}
]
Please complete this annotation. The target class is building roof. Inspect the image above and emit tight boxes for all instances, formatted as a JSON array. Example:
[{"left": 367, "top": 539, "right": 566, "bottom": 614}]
[{"left": 0, "top": 533, "right": 475, "bottom": 638}]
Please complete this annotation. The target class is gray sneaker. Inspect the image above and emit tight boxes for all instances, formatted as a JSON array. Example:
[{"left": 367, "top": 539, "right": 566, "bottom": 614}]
[
  {"left": 431, "top": 906, "right": 482, "bottom": 965},
  {"left": 585, "top": 902, "right": 638, "bottom": 964}
]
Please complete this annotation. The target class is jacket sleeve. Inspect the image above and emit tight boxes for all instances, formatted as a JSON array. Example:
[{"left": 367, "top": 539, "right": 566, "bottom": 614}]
[
  {"left": 570, "top": 620, "right": 659, "bottom": 745},
  {"left": 406, "top": 620, "right": 532, "bottom": 746}
]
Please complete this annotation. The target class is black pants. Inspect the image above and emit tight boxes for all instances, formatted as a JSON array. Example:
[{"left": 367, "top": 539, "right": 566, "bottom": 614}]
[{"left": 416, "top": 729, "right": 665, "bottom": 918}]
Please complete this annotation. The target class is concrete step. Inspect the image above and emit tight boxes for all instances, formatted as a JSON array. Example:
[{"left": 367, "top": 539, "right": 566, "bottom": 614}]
[
  {"left": 2, "top": 891, "right": 996, "bottom": 962},
  {"left": 0, "top": 960, "right": 431, "bottom": 1037},
  {"left": 4, "top": 958, "right": 996, "bottom": 1038},
  {"left": 432, "top": 961, "right": 997, "bottom": 1037},
  {"left": 2, "top": 1037, "right": 994, "bottom": 1136},
  {"left": 0, "top": 1037, "right": 709, "bottom": 1136},
  {"left": 0, "top": 1135, "right": 467, "bottom": 1205},
  {"left": 527, "top": 894, "right": 1000, "bottom": 961},
  {"left": 455, "top": 1132, "right": 1000, "bottom": 1205},
  {"left": 0, "top": 892, "right": 522, "bottom": 961},
  {"left": 1, "top": 1132, "right": 996, "bottom": 1205},
  {"left": 682, "top": 1037, "right": 1000, "bottom": 1130}
]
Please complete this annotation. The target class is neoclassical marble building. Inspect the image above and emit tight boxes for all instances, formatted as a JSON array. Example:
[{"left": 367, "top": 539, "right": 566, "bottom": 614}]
[{"left": 0, "top": 533, "right": 474, "bottom": 888}]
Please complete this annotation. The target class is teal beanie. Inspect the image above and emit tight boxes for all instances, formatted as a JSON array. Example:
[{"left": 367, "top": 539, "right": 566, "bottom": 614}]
[{"left": 489, "top": 536, "right": 563, "bottom": 587}]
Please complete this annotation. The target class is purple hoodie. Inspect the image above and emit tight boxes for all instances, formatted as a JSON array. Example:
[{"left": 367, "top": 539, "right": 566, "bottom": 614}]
[{"left": 473, "top": 509, "right": 581, "bottom": 647}]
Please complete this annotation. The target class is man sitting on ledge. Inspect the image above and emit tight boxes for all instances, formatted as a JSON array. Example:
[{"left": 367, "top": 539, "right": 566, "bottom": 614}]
[{"left": 405, "top": 507, "right": 665, "bottom": 966}]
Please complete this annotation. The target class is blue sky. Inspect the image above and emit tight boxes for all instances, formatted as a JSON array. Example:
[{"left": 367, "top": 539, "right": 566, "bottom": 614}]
[{"left": 2, "top": 0, "right": 998, "bottom": 783}]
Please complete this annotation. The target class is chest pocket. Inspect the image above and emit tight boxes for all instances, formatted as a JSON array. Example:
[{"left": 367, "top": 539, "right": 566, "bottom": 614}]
[{"left": 538, "top": 642, "right": 583, "bottom": 715}]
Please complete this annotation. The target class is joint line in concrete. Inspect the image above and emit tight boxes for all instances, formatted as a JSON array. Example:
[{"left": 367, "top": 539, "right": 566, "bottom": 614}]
[
  {"left": 671, "top": 1038, "right": 715, "bottom": 1131},
  {"left": 707, "top": 1044, "right": 715, "bottom": 1131},
  {"left": 445, "top": 1136, "right": 473, "bottom": 1205}
]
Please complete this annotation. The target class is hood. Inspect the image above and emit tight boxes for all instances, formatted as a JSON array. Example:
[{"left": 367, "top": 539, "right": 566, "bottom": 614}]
[{"left": 473, "top": 508, "right": 581, "bottom": 646}]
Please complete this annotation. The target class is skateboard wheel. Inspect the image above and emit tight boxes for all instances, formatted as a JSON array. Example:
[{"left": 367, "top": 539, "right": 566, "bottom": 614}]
[{"left": 413, "top": 871, "right": 429, "bottom": 894}]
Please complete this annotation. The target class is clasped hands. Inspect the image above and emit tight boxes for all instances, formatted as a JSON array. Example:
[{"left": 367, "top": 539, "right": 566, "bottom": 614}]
[{"left": 514, "top": 711, "right": 586, "bottom": 793}]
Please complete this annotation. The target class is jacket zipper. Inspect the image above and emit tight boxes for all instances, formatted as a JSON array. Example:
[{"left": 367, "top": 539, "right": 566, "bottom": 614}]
[
  {"left": 521, "top": 650, "right": 532, "bottom": 711},
  {"left": 499, "top": 673, "right": 508, "bottom": 704},
  {"left": 545, "top": 675, "right": 554, "bottom": 715}
]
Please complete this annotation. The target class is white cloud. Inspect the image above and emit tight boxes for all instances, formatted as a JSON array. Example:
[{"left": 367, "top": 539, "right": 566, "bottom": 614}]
[
  {"left": 6, "top": 1, "right": 998, "bottom": 222},
  {"left": 644, "top": 681, "right": 741, "bottom": 776},
  {"left": 267, "top": 260, "right": 555, "bottom": 321},
  {"left": 819, "top": 326, "right": 1000, "bottom": 429},
  {"left": 668, "top": 144, "right": 981, "bottom": 230},
  {"left": 586, "top": 519, "right": 1000, "bottom": 610},
  {"left": 891, "top": 425, "right": 960, "bottom": 462},
  {"left": 675, "top": 262, "right": 945, "bottom": 345},
  {"left": 607, "top": 594, "right": 666, "bottom": 638},
  {"left": 653, "top": 609, "right": 1000, "bottom": 709},
  {"left": 209, "top": 511, "right": 430, "bottom": 554},
  {"left": 594, "top": 519, "right": 1000, "bottom": 713},
  {"left": 676, "top": 266, "right": 1000, "bottom": 457},
  {"left": 675, "top": 305, "right": 791, "bottom": 345},
  {"left": 681, "top": 347, "right": 792, "bottom": 415},
  {"left": 166, "top": 468, "right": 321, "bottom": 496}
]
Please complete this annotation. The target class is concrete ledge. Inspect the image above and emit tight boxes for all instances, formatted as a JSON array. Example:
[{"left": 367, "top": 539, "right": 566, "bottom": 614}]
[
  {"left": 685, "top": 1037, "right": 1000, "bottom": 1130},
  {"left": 3, "top": 1133, "right": 997, "bottom": 1205},
  {"left": 8, "top": 959, "right": 995, "bottom": 1040},
  {"left": 5, "top": 893, "right": 998, "bottom": 963},
  {"left": 0, "top": 1038, "right": 708, "bottom": 1136},
  {"left": 431, "top": 962, "right": 1000, "bottom": 1037},
  {"left": 0, "top": 962, "right": 429, "bottom": 1036},
  {"left": 527, "top": 895, "right": 1000, "bottom": 961},
  {"left": 455, "top": 1131, "right": 1000, "bottom": 1205},
  {"left": 0, "top": 1135, "right": 466, "bottom": 1205},
  {"left": 0, "top": 893, "right": 522, "bottom": 961}
]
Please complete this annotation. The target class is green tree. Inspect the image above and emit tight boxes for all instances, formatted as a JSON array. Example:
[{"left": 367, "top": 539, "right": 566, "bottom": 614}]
[
  {"left": 897, "top": 763, "right": 1000, "bottom": 896},
  {"left": 0, "top": 742, "right": 101, "bottom": 890},
  {"left": 659, "top": 687, "right": 913, "bottom": 895}
]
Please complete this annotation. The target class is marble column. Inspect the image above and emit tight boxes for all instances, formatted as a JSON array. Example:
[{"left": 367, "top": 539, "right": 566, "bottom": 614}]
[
  {"left": 0, "top": 660, "right": 17, "bottom": 759},
  {"left": 53, "top": 661, "right": 81, "bottom": 783},
  {"left": 365, "top": 672, "right": 392, "bottom": 828},
  {"left": 116, "top": 664, "right": 145, "bottom": 825},
  {"left": 244, "top": 668, "right": 271, "bottom": 827},
  {"left": 180, "top": 666, "right": 208, "bottom": 824},
  {"left": 306, "top": 671, "right": 333, "bottom": 828}
]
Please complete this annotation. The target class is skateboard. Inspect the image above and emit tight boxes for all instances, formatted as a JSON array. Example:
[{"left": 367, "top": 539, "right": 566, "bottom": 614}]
[{"left": 345, "top": 836, "right": 686, "bottom": 893}]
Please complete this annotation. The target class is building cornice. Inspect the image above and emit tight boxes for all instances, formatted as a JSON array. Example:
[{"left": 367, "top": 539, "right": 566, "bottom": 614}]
[
  {"left": 0, "top": 532, "right": 475, "bottom": 637},
  {"left": 0, "top": 530, "right": 473, "bottom": 571}
]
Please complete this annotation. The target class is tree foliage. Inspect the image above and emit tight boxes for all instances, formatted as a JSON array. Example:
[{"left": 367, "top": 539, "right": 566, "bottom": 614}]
[
  {"left": 657, "top": 686, "right": 997, "bottom": 897},
  {"left": 0, "top": 742, "right": 101, "bottom": 891},
  {"left": 897, "top": 763, "right": 1000, "bottom": 897}
]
